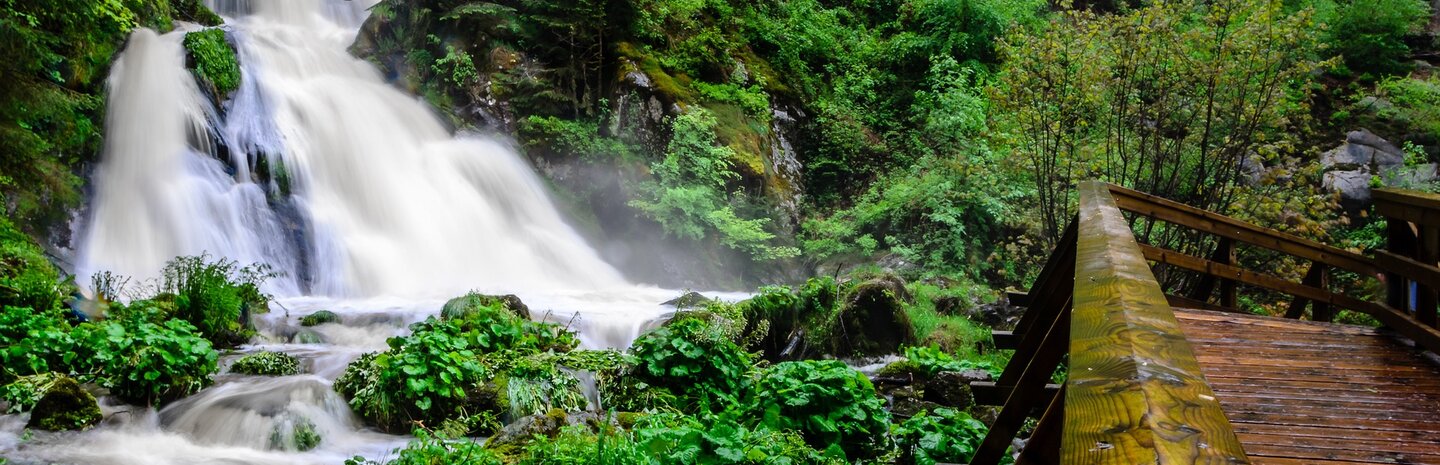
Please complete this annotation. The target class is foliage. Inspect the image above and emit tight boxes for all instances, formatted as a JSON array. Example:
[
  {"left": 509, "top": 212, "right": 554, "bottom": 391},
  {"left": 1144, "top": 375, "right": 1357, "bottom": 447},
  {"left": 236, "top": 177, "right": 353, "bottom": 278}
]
[
  {"left": 903, "top": 346, "right": 999, "bottom": 377},
  {"left": 0, "top": 306, "right": 74, "bottom": 380},
  {"left": 516, "top": 424, "right": 650, "bottom": 465},
  {"left": 500, "top": 353, "right": 590, "bottom": 418},
  {"left": 743, "top": 360, "right": 890, "bottom": 460},
  {"left": 892, "top": 408, "right": 988, "bottom": 465},
  {"left": 25, "top": 374, "right": 102, "bottom": 431},
  {"left": 345, "top": 318, "right": 496, "bottom": 433},
  {"left": 1374, "top": 77, "right": 1440, "bottom": 140},
  {"left": 626, "top": 318, "right": 752, "bottom": 412},
  {"left": 998, "top": 0, "right": 1323, "bottom": 249},
  {"left": 347, "top": 429, "right": 502, "bottom": 465},
  {"left": 299, "top": 310, "right": 339, "bottom": 327},
  {"left": 0, "top": 216, "right": 64, "bottom": 312},
  {"left": 635, "top": 415, "right": 844, "bottom": 465},
  {"left": 182, "top": 28, "right": 240, "bottom": 95},
  {"left": 0, "top": 372, "right": 62, "bottom": 413},
  {"left": 160, "top": 254, "right": 274, "bottom": 347},
  {"left": 737, "top": 277, "right": 841, "bottom": 359},
  {"left": 1316, "top": 0, "right": 1429, "bottom": 75},
  {"left": 71, "top": 311, "right": 217, "bottom": 406},
  {"left": 230, "top": 351, "right": 301, "bottom": 376},
  {"left": 519, "top": 116, "right": 633, "bottom": 160}
]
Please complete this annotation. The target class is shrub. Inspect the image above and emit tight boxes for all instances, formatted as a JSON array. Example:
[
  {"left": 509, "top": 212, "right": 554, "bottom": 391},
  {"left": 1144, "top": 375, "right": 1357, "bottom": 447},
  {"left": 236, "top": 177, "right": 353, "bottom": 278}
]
[
  {"left": 0, "top": 216, "right": 64, "bottom": 313},
  {"left": 0, "top": 372, "right": 63, "bottom": 413},
  {"left": 71, "top": 313, "right": 217, "bottom": 406},
  {"left": 744, "top": 360, "right": 890, "bottom": 460},
  {"left": 160, "top": 254, "right": 274, "bottom": 348},
  {"left": 627, "top": 318, "right": 752, "bottom": 412},
  {"left": 516, "top": 424, "right": 649, "bottom": 465},
  {"left": 498, "top": 353, "right": 589, "bottom": 418},
  {"left": 1321, "top": 0, "right": 1429, "bottom": 75},
  {"left": 635, "top": 415, "right": 842, "bottom": 465},
  {"left": 182, "top": 29, "right": 241, "bottom": 95},
  {"left": 230, "top": 351, "right": 301, "bottom": 376},
  {"left": 346, "top": 318, "right": 495, "bottom": 433},
  {"left": 440, "top": 292, "right": 529, "bottom": 321},
  {"left": 739, "top": 278, "right": 840, "bottom": 359},
  {"left": 892, "top": 408, "right": 988, "bottom": 465},
  {"left": 0, "top": 306, "right": 74, "bottom": 380},
  {"left": 518, "top": 116, "right": 634, "bottom": 161}
]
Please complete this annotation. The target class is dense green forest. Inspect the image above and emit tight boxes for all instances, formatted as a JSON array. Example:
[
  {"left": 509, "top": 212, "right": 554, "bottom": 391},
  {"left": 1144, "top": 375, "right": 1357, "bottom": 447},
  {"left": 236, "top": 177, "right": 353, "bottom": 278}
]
[{"left": 2, "top": 0, "right": 1440, "bottom": 463}]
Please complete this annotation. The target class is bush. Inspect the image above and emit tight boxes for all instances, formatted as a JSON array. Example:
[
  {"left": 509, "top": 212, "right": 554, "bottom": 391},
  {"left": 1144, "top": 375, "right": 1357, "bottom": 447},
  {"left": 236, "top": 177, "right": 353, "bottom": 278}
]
[
  {"left": 519, "top": 116, "right": 634, "bottom": 161},
  {"left": 635, "top": 415, "right": 843, "bottom": 465},
  {"left": 739, "top": 277, "right": 840, "bottom": 359},
  {"left": 1321, "top": 0, "right": 1430, "bottom": 75},
  {"left": 626, "top": 318, "right": 752, "bottom": 412},
  {"left": 346, "top": 318, "right": 496, "bottom": 433},
  {"left": 71, "top": 313, "right": 217, "bottom": 406},
  {"left": 744, "top": 360, "right": 890, "bottom": 460},
  {"left": 0, "top": 306, "right": 74, "bottom": 380},
  {"left": 516, "top": 424, "right": 649, "bottom": 465},
  {"left": 230, "top": 351, "right": 301, "bottom": 376},
  {"left": 497, "top": 353, "right": 589, "bottom": 418},
  {"left": 182, "top": 28, "right": 241, "bottom": 95},
  {"left": 0, "top": 216, "right": 64, "bottom": 313},
  {"left": 893, "top": 408, "right": 988, "bottom": 465},
  {"left": 903, "top": 346, "right": 999, "bottom": 377},
  {"left": 161, "top": 254, "right": 274, "bottom": 348}
]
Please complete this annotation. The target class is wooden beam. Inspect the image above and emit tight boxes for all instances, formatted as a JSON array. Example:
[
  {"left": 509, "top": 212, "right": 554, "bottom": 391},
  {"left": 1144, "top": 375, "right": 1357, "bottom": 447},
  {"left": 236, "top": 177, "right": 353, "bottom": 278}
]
[
  {"left": 1284, "top": 264, "right": 1325, "bottom": 320},
  {"left": 971, "top": 302, "right": 1070, "bottom": 465},
  {"left": 1016, "top": 384, "right": 1065, "bottom": 465},
  {"left": 1421, "top": 226, "right": 1440, "bottom": 328},
  {"left": 1376, "top": 188, "right": 1440, "bottom": 227},
  {"left": 1064, "top": 182, "right": 1249, "bottom": 464},
  {"left": 1166, "top": 293, "right": 1240, "bottom": 314},
  {"left": 970, "top": 381, "right": 1062, "bottom": 407},
  {"left": 992, "top": 330, "right": 1017, "bottom": 349},
  {"left": 1107, "top": 183, "right": 1382, "bottom": 277},
  {"left": 1385, "top": 221, "right": 1419, "bottom": 311}
]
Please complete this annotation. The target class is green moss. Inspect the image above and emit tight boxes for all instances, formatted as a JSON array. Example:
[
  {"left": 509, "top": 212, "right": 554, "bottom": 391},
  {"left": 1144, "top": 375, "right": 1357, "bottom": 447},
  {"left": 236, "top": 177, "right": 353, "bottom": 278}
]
[
  {"left": 171, "top": 0, "right": 223, "bottom": 26},
  {"left": 26, "top": 375, "right": 102, "bottom": 431},
  {"left": 0, "top": 216, "right": 64, "bottom": 312},
  {"left": 230, "top": 351, "right": 301, "bottom": 376},
  {"left": 299, "top": 310, "right": 339, "bottom": 327},
  {"left": 706, "top": 103, "right": 768, "bottom": 178},
  {"left": 616, "top": 42, "right": 697, "bottom": 104},
  {"left": 183, "top": 29, "right": 241, "bottom": 96}
]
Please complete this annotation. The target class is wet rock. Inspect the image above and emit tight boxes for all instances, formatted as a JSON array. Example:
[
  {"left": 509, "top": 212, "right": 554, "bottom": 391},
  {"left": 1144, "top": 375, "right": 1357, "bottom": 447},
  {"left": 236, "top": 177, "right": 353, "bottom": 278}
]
[
  {"left": 27, "top": 376, "right": 102, "bottom": 431},
  {"left": 966, "top": 300, "right": 1026, "bottom": 331},
  {"left": 661, "top": 291, "right": 712, "bottom": 309},
  {"left": 833, "top": 274, "right": 917, "bottom": 357},
  {"left": 442, "top": 293, "right": 530, "bottom": 320},
  {"left": 292, "top": 329, "right": 325, "bottom": 344},
  {"left": 299, "top": 310, "right": 339, "bottom": 326},
  {"left": 922, "top": 371, "right": 987, "bottom": 409}
]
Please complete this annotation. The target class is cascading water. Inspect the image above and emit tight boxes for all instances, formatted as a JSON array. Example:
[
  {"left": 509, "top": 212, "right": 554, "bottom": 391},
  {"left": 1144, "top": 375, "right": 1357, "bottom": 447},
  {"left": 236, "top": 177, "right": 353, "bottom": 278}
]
[{"left": 0, "top": 1, "right": 738, "bottom": 463}]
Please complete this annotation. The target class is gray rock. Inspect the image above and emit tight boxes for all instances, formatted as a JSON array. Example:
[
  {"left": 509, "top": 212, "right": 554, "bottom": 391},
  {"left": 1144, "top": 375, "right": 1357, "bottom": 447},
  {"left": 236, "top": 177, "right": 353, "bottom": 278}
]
[
  {"left": 1349, "top": 129, "right": 1406, "bottom": 167},
  {"left": 1383, "top": 163, "right": 1440, "bottom": 188}
]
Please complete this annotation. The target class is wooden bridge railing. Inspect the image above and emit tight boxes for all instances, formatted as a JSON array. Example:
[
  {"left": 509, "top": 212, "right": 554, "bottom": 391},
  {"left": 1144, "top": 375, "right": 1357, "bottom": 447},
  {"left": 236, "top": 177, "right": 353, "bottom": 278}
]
[
  {"left": 970, "top": 182, "right": 1440, "bottom": 464},
  {"left": 969, "top": 182, "right": 1248, "bottom": 464}
]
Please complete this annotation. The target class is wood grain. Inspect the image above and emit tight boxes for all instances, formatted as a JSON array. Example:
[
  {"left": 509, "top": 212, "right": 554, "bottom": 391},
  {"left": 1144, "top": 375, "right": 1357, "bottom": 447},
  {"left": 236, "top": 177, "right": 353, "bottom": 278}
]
[{"left": 1062, "top": 181, "right": 1249, "bottom": 465}]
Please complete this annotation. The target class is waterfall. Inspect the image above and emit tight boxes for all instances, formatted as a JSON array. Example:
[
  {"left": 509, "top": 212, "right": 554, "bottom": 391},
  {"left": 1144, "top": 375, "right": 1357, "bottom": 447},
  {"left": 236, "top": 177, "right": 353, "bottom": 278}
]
[{"left": 77, "top": 0, "right": 627, "bottom": 299}]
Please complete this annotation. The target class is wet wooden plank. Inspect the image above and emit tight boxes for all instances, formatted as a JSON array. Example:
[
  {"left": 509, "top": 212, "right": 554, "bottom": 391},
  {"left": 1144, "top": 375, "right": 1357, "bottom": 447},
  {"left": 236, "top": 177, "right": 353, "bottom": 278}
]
[
  {"left": 1176, "top": 309, "right": 1440, "bottom": 464},
  {"left": 1062, "top": 182, "right": 1248, "bottom": 465}
]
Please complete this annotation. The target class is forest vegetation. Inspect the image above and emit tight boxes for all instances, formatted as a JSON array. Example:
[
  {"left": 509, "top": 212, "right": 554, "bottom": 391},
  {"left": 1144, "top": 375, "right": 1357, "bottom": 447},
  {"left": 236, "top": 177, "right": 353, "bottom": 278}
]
[{"left": 1, "top": 0, "right": 1438, "bottom": 463}]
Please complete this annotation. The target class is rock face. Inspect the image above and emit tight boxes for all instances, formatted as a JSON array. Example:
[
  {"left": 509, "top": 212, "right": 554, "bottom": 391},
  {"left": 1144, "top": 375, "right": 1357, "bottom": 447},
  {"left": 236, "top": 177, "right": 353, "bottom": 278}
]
[
  {"left": 834, "top": 275, "right": 917, "bottom": 356},
  {"left": 26, "top": 376, "right": 102, "bottom": 431},
  {"left": 1322, "top": 129, "right": 1438, "bottom": 217}
]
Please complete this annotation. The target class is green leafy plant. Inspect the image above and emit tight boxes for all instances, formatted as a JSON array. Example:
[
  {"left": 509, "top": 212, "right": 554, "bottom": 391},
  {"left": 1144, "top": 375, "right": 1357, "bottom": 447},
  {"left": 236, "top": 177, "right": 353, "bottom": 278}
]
[
  {"left": 743, "top": 360, "right": 890, "bottom": 460},
  {"left": 626, "top": 318, "right": 753, "bottom": 413},
  {"left": 516, "top": 424, "right": 649, "bottom": 465},
  {"left": 634, "top": 414, "right": 843, "bottom": 465},
  {"left": 0, "top": 306, "right": 74, "bottom": 380},
  {"left": 71, "top": 312, "right": 218, "bottom": 406},
  {"left": 160, "top": 254, "right": 275, "bottom": 347},
  {"left": 299, "top": 310, "right": 339, "bottom": 327},
  {"left": 892, "top": 408, "right": 988, "bottom": 465},
  {"left": 230, "top": 351, "right": 301, "bottom": 376},
  {"left": 182, "top": 28, "right": 241, "bottom": 95},
  {"left": 346, "top": 318, "right": 495, "bottom": 433},
  {"left": 347, "top": 429, "right": 501, "bottom": 465},
  {"left": 1319, "top": 0, "right": 1429, "bottom": 75},
  {"left": 903, "top": 345, "right": 999, "bottom": 377}
]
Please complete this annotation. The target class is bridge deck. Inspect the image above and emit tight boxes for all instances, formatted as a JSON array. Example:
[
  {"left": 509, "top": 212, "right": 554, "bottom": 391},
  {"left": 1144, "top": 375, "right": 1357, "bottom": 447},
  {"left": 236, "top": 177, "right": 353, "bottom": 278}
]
[{"left": 1176, "top": 309, "right": 1440, "bottom": 465}]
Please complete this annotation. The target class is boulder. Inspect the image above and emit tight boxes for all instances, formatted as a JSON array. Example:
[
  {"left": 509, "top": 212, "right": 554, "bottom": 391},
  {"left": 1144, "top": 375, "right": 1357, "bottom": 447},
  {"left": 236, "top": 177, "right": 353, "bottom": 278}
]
[
  {"left": 966, "top": 301, "right": 1026, "bottom": 331},
  {"left": 299, "top": 310, "right": 339, "bottom": 327},
  {"left": 292, "top": 329, "right": 325, "bottom": 344},
  {"left": 921, "top": 371, "right": 989, "bottom": 409},
  {"left": 442, "top": 293, "right": 530, "bottom": 320},
  {"left": 484, "top": 410, "right": 612, "bottom": 453},
  {"left": 26, "top": 376, "right": 102, "bottom": 431},
  {"left": 833, "top": 275, "right": 917, "bottom": 357},
  {"left": 661, "top": 291, "right": 712, "bottom": 309}
]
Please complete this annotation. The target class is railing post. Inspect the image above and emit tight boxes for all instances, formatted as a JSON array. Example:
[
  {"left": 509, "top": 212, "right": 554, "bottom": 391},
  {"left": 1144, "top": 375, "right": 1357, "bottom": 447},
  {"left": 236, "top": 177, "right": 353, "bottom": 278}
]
[
  {"left": 1386, "top": 219, "right": 1416, "bottom": 313},
  {"left": 1420, "top": 226, "right": 1439, "bottom": 327}
]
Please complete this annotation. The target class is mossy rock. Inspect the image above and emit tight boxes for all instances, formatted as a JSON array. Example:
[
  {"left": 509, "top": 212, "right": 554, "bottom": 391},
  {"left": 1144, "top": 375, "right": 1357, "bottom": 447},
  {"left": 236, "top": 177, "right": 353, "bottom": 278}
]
[
  {"left": 832, "top": 274, "right": 916, "bottom": 357},
  {"left": 269, "top": 415, "right": 321, "bottom": 451},
  {"left": 183, "top": 28, "right": 241, "bottom": 96},
  {"left": 441, "top": 292, "right": 530, "bottom": 320},
  {"left": 26, "top": 376, "right": 102, "bottom": 431},
  {"left": 172, "top": 0, "right": 224, "bottom": 26},
  {"left": 231, "top": 351, "right": 301, "bottom": 376},
  {"left": 875, "top": 360, "right": 928, "bottom": 379},
  {"left": 299, "top": 310, "right": 339, "bottom": 326},
  {"left": 661, "top": 291, "right": 712, "bottom": 309},
  {"left": 292, "top": 329, "right": 325, "bottom": 344}
]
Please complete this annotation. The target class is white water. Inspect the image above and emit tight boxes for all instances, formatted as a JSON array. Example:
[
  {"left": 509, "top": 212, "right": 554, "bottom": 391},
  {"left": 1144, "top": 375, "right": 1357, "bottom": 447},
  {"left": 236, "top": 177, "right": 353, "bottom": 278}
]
[{"left": 0, "top": 1, "right": 734, "bottom": 464}]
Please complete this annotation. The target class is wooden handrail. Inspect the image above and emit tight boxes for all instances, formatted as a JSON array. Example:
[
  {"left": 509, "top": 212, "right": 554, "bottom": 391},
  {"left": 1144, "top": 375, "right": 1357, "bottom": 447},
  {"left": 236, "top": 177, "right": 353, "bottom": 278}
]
[
  {"left": 1064, "top": 182, "right": 1247, "bottom": 463},
  {"left": 1108, "top": 184, "right": 1382, "bottom": 277}
]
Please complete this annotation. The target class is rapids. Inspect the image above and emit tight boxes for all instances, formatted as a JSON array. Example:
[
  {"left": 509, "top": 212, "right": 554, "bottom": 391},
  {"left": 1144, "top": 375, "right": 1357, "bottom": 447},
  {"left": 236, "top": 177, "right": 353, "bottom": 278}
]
[{"left": 0, "top": 0, "right": 726, "bottom": 463}]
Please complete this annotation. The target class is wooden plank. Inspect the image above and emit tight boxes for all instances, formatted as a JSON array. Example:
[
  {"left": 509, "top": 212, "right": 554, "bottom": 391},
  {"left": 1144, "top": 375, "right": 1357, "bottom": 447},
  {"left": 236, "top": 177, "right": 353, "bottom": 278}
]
[
  {"left": 1011, "top": 219, "right": 1078, "bottom": 341},
  {"left": 1375, "top": 188, "right": 1440, "bottom": 227},
  {"left": 1107, "top": 183, "right": 1381, "bottom": 276},
  {"left": 1141, "top": 244, "right": 1440, "bottom": 353},
  {"left": 969, "top": 381, "right": 1062, "bottom": 407},
  {"left": 1385, "top": 220, "right": 1418, "bottom": 311},
  {"left": 1284, "top": 264, "right": 1325, "bottom": 320},
  {"left": 1062, "top": 181, "right": 1248, "bottom": 464},
  {"left": 991, "top": 330, "right": 1017, "bottom": 349},
  {"left": 1422, "top": 225, "right": 1440, "bottom": 327},
  {"left": 1376, "top": 250, "right": 1440, "bottom": 298}
]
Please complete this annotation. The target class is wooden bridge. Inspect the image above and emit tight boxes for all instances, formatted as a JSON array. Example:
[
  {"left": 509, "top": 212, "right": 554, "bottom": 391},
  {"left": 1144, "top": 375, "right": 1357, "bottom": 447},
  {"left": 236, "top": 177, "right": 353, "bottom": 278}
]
[{"left": 970, "top": 182, "right": 1440, "bottom": 465}]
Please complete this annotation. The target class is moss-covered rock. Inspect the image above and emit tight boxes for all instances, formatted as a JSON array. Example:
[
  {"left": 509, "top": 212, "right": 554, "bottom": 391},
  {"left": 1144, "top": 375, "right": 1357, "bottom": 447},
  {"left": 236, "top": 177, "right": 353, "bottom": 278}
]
[
  {"left": 833, "top": 274, "right": 917, "bottom": 357},
  {"left": 172, "top": 0, "right": 223, "bottom": 26},
  {"left": 299, "top": 310, "right": 339, "bottom": 327},
  {"left": 441, "top": 292, "right": 530, "bottom": 320},
  {"left": 183, "top": 28, "right": 241, "bottom": 96},
  {"left": 230, "top": 351, "right": 301, "bottom": 376},
  {"left": 26, "top": 376, "right": 101, "bottom": 431},
  {"left": 660, "top": 291, "right": 712, "bottom": 309},
  {"left": 292, "top": 329, "right": 325, "bottom": 344}
]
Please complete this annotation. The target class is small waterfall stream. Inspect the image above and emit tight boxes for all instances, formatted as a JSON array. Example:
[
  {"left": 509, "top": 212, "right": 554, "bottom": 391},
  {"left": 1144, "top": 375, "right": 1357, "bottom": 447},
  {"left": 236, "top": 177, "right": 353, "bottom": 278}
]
[{"left": 0, "top": 1, "right": 729, "bottom": 463}]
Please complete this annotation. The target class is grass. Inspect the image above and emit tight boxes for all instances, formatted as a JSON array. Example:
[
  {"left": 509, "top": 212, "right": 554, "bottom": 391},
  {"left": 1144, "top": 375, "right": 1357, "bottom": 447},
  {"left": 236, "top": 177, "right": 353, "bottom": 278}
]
[{"left": 904, "top": 282, "right": 1009, "bottom": 367}]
